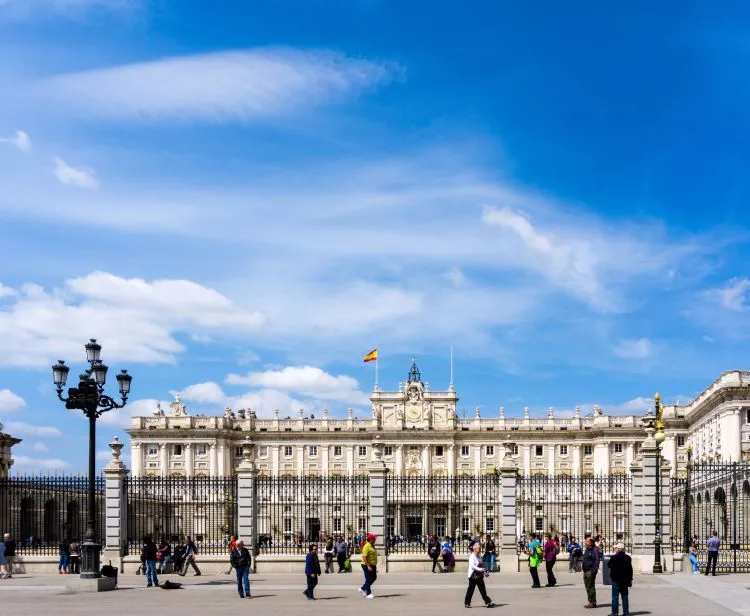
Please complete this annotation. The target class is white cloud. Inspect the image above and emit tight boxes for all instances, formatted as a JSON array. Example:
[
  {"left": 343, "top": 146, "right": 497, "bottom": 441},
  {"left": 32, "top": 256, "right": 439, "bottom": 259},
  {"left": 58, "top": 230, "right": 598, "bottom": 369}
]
[
  {"left": 705, "top": 278, "right": 750, "bottom": 312},
  {"left": 237, "top": 350, "right": 260, "bottom": 365},
  {"left": 0, "top": 283, "right": 18, "bottom": 298},
  {"left": 12, "top": 456, "right": 72, "bottom": 472},
  {"left": 44, "top": 48, "right": 401, "bottom": 124},
  {"left": 442, "top": 266, "right": 466, "bottom": 287},
  {"left": 32, "top": 441, "right": 49, "bottom": 453},
  {"left": 614, "top": 338, "right": 654, "bottom": 359},
  {"left": 4, "top": 421, "right": 63, "bottom": 438},
  {"left": 0, "top": 130, "right": 31, "bottom": 153},
  {"left": 97, "top": 397, "right": 170, "bottom": 427},
  {"left": 52, "top": 156, "right": 99, "bottom": 188},
  {"left": 0, "top": 272, "right": 266, "bottom": 367},
  {"left": 0, "top": 389, "right": 26, "bottom": 414},
  {"left": 178, "top": 382, "right": 227, "bottom": 405},
  {"left": 175, "top": 381, "right": 312, "bottom": 418},
  {"left": 226, "top": 366, "right": 369, "bottom": 404}
]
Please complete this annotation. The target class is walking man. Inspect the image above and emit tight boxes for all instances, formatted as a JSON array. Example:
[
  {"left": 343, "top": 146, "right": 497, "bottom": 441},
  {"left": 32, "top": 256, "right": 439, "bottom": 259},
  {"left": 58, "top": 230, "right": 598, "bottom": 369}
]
[
  {"left": 607, "top": 543, "right": 633, "bottom": 616},
  {"left": 141, "top": 536, "right": 159, "bottom": 588},
  {"left": 3, "top": 534, "right": 15, "bottom": 579},
  {"left": 179, "top": 536, "right": 202, "bottom": 576},
  {"left": 706, "top": 531, "right": 720, "bottom": 576},
  {"left": 230, "top": 539, "right": 252, "bottom": 598},
  {"left": 359, "top": 533, "right": 378, "bottom": 599},
  {"left": 334, "top": 535, "right": 348, "bottom": 573},
  {"left": 304, "top": 543, "right": 321, "bottom": 600},
  {"left": 582, "top": 536, "right": 601, "bottom": 609},
  {"left": 526, "top": 532, "right": 542, "bottom": 588}
]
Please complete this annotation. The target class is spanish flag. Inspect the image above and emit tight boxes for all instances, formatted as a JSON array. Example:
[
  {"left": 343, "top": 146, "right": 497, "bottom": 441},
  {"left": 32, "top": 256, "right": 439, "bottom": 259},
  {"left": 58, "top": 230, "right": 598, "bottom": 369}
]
[{"left": 363, "top": 349, "right": 378, "bottom": 363}]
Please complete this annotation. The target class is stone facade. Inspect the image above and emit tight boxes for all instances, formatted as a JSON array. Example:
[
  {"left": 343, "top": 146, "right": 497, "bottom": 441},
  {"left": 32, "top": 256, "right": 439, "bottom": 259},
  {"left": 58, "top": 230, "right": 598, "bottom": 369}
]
[
  {"left": 0, "top": 425, "right": 21, "bottom": 478},
  {"left": 127, "top": 364, "right": 750, "bottom": 478}
]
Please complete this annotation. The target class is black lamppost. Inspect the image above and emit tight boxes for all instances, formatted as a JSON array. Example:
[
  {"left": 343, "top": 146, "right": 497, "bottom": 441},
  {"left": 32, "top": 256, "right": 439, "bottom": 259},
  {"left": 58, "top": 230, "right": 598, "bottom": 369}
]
[
  {"left": 51, "top": 339, "right": 132, "bottom": 579},
  {"left": 640, "top": 393, "right": 666, "bottom": 574}
]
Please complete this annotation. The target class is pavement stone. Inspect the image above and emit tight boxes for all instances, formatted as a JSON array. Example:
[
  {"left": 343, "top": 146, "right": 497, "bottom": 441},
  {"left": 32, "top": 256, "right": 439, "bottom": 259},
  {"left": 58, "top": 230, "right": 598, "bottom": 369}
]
[{"left": 0, "top": 570, "right": 744, "bottom": 616}]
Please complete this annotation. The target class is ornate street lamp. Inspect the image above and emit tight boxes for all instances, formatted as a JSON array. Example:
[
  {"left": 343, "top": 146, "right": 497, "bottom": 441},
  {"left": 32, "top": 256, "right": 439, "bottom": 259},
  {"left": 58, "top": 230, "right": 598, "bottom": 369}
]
[
  {"left": 52, "top": 340, "right": 132, "bottom": 579},
  {"left": 640, "top": 393, "right": 666, "bottom": 573}
]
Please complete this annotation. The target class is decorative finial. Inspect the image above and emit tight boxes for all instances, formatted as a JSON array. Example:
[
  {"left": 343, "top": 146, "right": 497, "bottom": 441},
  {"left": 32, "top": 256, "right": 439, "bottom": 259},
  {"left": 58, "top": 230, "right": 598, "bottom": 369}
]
[
  {"left": 548, "top": 406, "right": 554, "bottom": 418},
  {"left": 108, "top": 436, "right": 123, "bottom": 461},
  {"left": 348, "top": 408, "right": 353, "bottom": 418},
  {"left": 524, "top": 406, "right": 529, "bottom": 418},
  {"left": 475, "top": 406, "right": 480, "bottom": 418},
  {"left": 654, "top": 392, "right": 661, "bottom": 402},
  {"left": 499, "top": 406, "right": 505, "bottom": 418},
  {"left": 575, "top": 405, "right": 580, "bottom": 418},
  {"left": 407, "top": 357, "right": 422, "bottom": 384}
]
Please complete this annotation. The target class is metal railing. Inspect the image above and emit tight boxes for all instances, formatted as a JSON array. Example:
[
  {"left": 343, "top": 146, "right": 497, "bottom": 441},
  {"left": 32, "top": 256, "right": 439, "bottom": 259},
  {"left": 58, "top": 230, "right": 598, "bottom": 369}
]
[
  {"left": 0, "top": 475, "right": 105, "bottom": 555},
  {"left": 126, "top": 475, "right": 237, "bottom": 555}
]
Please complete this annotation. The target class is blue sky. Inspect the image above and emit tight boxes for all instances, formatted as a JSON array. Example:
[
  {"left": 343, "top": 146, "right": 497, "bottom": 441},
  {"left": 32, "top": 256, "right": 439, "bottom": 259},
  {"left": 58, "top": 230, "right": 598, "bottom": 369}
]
[{"left": 1, "top": 0, "right": 749, "bottom": 473}]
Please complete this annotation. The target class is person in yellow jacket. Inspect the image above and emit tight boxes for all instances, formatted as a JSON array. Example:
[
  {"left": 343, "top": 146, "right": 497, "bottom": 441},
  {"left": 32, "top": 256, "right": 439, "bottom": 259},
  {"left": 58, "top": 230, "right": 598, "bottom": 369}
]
[{"left": 359, "top": 533, "right": 378, "bottom": 599}]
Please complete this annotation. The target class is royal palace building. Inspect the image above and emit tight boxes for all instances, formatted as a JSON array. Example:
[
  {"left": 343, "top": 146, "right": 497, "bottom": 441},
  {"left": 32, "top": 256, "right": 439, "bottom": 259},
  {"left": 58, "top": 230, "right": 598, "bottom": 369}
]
[{"left": 127, "top": 362, "right": 750, "bottom": 479}]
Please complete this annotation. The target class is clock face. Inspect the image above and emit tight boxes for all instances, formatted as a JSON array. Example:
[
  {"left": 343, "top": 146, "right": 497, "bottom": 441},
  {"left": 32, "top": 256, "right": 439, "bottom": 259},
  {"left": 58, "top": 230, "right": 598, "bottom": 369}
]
[{"left": 406, "top": 405, "right": 421, "bottom": 422}]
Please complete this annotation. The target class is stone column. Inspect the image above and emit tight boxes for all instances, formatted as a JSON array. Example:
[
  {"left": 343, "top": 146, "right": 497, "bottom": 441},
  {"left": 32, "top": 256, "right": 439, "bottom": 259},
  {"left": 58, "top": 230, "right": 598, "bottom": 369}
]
[
  {"left": 474, "top": 445, "right": 481, "bottom": 477},
  {"left": 322, "top": 445, "right": 330, "bottom": 475},
  {"left": 548, "top": 445, "right": 556, "bottom": 478},
  {"left": 523, "top": 445, "right": 531, "bottom": 476},
  {"left": 422, "top": 444, "right": 431, "bottom": 476},
  {"left": 184, "top": 443, "right": 194, "bottom": 478},
  {"left": 498, "top": 453, "right": 519, "bottom": 572},
  {"left": 236, "top": 438, "right": 259, "bottom": 572},
  {"left": 209, "top": 443, "right": 218, "bottom": 476},
  {"left": 102, "top": 437, "right": 129, "bottom": 572},
  {"left": 572, "top": 445, "right": 581, "bottom": 477},
  {"left": 131, "top": 442, "right": 143, "bottom": 477},
  {"left": 159, "top": 442, "right": 168, "bottom": 477},
  {"left": 217, "top": 441, "right": 226, "bottom": 476},
  {"left": 369, "top": 437, "right": 389, "bottom": 570},
  {"left": 272, "top": 445, "right": 280, "bottom": 476},
  {"left": 297, "top": 445, "right": 304, "bottom": 476},
  {"left": 395, "top": 445, "right": 404, "bottom": 476},
  {"left": 447, "top": 444, "right": 455, "bottom": 477},
  {"left": 347, "top": 446, "right": 355, "bottom": 476}
]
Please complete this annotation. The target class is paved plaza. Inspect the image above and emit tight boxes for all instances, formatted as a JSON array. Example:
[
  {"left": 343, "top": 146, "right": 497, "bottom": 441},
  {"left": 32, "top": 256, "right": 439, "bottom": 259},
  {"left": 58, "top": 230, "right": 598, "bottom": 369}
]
[{"left": 0, "top": 570, "right": 749, "bottom": 616}]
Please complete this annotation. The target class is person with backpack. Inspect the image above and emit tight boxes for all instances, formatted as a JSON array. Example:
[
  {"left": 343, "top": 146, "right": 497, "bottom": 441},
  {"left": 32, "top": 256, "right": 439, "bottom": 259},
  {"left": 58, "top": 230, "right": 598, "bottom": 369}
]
[
  {"left": 543, "top": 532, "right": 558, "bottom": 587},
  {"left": 440, "top": 536, "right": 453, "bottom": 573},
  {"left": 303, "top": 543, "right": 321, "bottom": 600},
  {"left": 141, "top": 536, "right": 159, "bottom": 588},
  {"left": 526, "top": 532, "right": 542, "bottom": 588},
  {"left": 68, "top": 539, "right": 81, "bottom": 574},
  {"left": 230, "top": 539, "right": 252, "bottom": 598},
  {"left": 582, "top": 536, "right": 601, "bottom": 609},
  {"left": 179, "top": 536, "right": 201, "bottom": 576}
]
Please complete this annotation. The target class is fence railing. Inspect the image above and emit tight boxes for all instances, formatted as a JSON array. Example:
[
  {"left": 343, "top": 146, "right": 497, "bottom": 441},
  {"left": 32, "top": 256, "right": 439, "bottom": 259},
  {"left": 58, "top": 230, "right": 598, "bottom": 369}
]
[
  {"left": 256, "top": 475, "right": 370, "bottom": 554},
  {"left": 385, "top": 475, "right": 501, "bottom": 554},
  {"left": 126, "top": 475, "right": 237, "bottom": 555},
  {"left": 516, "top": 474, "right": 632, "bottom": 552},
  {"left": 0, "top": 475, "right": 105, "bottom": 556}
]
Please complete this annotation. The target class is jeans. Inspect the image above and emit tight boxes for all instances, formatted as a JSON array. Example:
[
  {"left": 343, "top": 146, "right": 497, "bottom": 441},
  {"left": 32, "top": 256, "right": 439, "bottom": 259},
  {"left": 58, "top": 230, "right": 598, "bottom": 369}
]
[
  {"left": 145, "top": 559, "right": 158, "bottom": 586},
  {"left": 706, "top": 551, "right": 718, "bottom": 575},
  {"left": 583, "top": 570, "right": 597, "bottom": 605},
  {"left": 611, "top": 581, "right": 629, "bottom": 615},
  {"left": 235, "top": 566, "right": 250, "bottom": 596},
  {"left": 689, "top": 554, "right": 699, "bottom": 573},
  {"left": 464, "top": 576, "right": 492, "bottom": 606},
  {"left": 58, "top": 553, "right": 69, "bottom": 572},
  {"left": 360, "top": 564, "right": 377, "bottom": 595},
  {"left": 483, "top": 553, "right": 496, "bottom": 572},
  {"left": 159, "top": 555, "right": 171, "bottom": 573},
  {"left": 305, "top": 573, "right": 318, "bottom": 598}
]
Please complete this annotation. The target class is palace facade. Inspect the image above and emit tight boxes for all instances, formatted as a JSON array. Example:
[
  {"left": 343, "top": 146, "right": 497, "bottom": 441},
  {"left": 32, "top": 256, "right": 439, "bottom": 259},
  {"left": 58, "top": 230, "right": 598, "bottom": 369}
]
[
  {"left": 127, "top": 362, "right": 750, "bottom": 478},
  {"left": 0, "top": 425, "right": 21, "bottom": 479}
]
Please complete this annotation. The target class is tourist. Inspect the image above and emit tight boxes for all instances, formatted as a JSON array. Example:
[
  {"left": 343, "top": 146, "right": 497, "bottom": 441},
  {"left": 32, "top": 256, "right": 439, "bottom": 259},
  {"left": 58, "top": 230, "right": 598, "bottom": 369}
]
[
  {"left": 68, "top": 538, "right": 81, "bottom": 574},
  {"left": 543, "top": 532, "right": 558, "bottom": 587},
  {"left": 334, "top": 535, "right": 348, "bottom": 573},
  {"left": 156, "top": 538, "right": 172, "bottom": 574},
  {"left": 141, "top": 536, "right": 159, "bottom": 588},
  {"left": 359, "top": 533, "right": 378, "bottom": 599},
  {"left": 441, "top": 536, "right": 454, "bottom": 573},
  {"left": 688, "top": 541, "right": 700, "bottom": 575},
  {"left": 0, "top": 537, "right": 5, "bottom": 579},
  {"left": 224, "top": 535, "right": 237, "bottom": 575},
  {"left": 464, "top": 541, "right": 495, "bottom": 608},
  {"left": 581, "top": 536, "right": 601, "bottom": 609},
  {"left": 607, "top": 543, "right": 632, "bottom": 616},
  {"left": 304, "top": 543, "right": 321, "bottom": 600},
  {"left": 179, "top": 536, "right": 201, "bottom": 576},
  {"left": 58, "top": 539, "right": 70, "bottom": 574},
  {"left": 428, "top": 536, "right": 442, "bottom": 572},
  {"left": 324, "top": 536, "right": 335, "bottom": 573},
  {"left": 483, "top": 536, "right": 496, "bottom": 573},
  {"left": 567, "top": 536, "right": 582, "bottom": 572},
  {"left": 526, "top": 532, "right": 542, "bottom": 588},
  {"left": 706, "top": 531, "right": 720, "bottom": 576},
  {"left": 230, "top": 539, "right": 252, "bottom": 598},
  {"left": 3, "top": 534, "right": 15, "bottom": 578}
]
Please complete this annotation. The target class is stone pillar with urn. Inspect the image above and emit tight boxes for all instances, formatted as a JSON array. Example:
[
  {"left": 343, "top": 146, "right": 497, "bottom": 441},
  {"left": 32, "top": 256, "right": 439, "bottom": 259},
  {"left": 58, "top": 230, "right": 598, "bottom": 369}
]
[
  {"left": 368, "top": 435, "right": 389, "bottom": 570},
  {"left": 102, "top": 436, "right": 129, "bottom": 574},
  {"left": 499, "top": 437, "right": 520, "bottom": 572},
  {"left": 236, "top": 437, "right": 260, "bottom": 572}
]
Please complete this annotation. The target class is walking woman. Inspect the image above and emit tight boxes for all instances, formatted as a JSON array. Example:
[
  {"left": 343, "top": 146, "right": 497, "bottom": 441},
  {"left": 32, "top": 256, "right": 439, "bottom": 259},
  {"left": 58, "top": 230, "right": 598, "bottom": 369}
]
[
  {"left": 543, "top": 532, "right": 558, "bottom": 587},
  {"left": 465, "top": 541, "right": 495, "bottom": 608},
  {"left": 304, "top": 544, "right": 321, "bottom": 600}
]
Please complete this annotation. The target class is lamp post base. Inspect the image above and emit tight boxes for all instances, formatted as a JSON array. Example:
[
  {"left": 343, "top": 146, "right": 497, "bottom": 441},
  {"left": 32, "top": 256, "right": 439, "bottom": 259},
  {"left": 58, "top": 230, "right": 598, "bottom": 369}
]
[
  {"left": 80, "top": 540, "right": 102, "bottom": 579},
  {"left": 652, "top": 539, "right": 663, "bottom": 574}
]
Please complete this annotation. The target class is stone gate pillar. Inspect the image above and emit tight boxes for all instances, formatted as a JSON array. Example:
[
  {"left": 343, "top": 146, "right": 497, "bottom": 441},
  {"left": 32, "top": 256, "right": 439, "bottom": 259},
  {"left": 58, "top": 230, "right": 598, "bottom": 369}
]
[
  {"left": 102, "top": 436, "right": 129, "bottom": 572},
  {"left": 498, "top": 449, "right": 519, "bottom": 572},
  {"left": 369, "top": 436, "right": 389, "bottom": 569},
  {"left": 236, "top": 438, "right": 259, "bottom": 571}
]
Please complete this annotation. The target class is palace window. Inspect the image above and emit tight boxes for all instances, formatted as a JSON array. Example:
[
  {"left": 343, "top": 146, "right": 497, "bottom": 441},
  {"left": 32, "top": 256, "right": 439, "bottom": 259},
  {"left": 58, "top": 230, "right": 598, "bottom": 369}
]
[
  {"left": 334, "top": 446, "right": 343, "bottom": 457},
  {"left": 510, "top": 444, "right": 519, "bottom": 455},
  {"left": 461, "top": 517, "right": 470, "bottom": 533},
  {"left": 283, "top": 518, "right": 292, "bottom": 533},
  {"left": 485, "top": 518, "right": 494, "bottom": 532},
  {"left": 173, "top": 445, "right": 183, "bottom": 456},
  {"left": 535, "top": 445, "right": 543, "bottom": 457},
  {"left": 436, "top": 445, "right": 444, "bottom": 457},
  {"left": 235, "top": 447, "right": 243, "bottom": 458},
  {"left": 384, "top": 446, "right": 393, "bottom": 457},
  {"left": 284, "top": 446, "right": 293, "bottom": 457},
  {"left": 584, "top": 445, "right": 593, "bottom": 456},
  {"left": 309, "top": 445, "right": 318, "bottom": 457},
  {"left": 258, "top": 446, "right": 268, "bottom": 457},
  {"left": 333, "top": 518, "right": 342, "bottom": 533},
  {"left": 485, "top": 445, "right": 494, "bottom": 456},
  {"left": 614, "top": 443, "right": 623, "bottom": 454},
  {"left": 147, "top": 445, "right": 158, "bottom": 457},
  {"left": 615, "top": 516, "right": 625, "bottom": 534},
  {"left": 677, "top": 436, "right": 686, "bottom": 447},
  {"left": 560, "top": 445, "right": 568, "bottom": 456},
  {"left": 461, "top": 446, "right": 470, "bottom": 457},
  {"left": 535, "top": 517, "right": 544, "bottom": 532},
  {"left": 197, "top": 444, "right": 207, "bottom": 457},
  {"left": 358, "top": 446, "right": 367, "bottom": 457}
]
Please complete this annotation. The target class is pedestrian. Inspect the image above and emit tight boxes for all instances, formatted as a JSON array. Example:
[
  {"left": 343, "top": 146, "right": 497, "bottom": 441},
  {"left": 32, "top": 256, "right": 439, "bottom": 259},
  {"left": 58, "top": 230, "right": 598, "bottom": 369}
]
[
  {"left": 179, "top": 536, "right": 202, "bottom": 576},
  {"left": 334, "top": 535, "right": 348, "bottom": 573},
  {"left": 359, "top": 533, "right": 378, "bottom": 599},
  {"left": 157, "top": 538, "right": 172, "bottom": 574},
  {"left": 224, "top": 535, "right": 237, "bottom": 575},
  {"left": 0, "top": 537, "right": 5, "bottom": 579},
  {"left": 304, "top": 543, "right": 321, "bottom": 600},
  {"left": 484, "top": 536, "right": 496, "bottom": 573},
  {"left": 543, "top": 532, "right": 558, "bottom": 587},
  {"left": 688, "top": 541, "right": 700, "bottom": 575},
  {"left": 706, "top": 531, "right": 720, "bottom": 576},
  {"left": 464, "top": 540, "right": 495, "bottom": 608},
  {"left": 58, "top": 539, "right": 70, "bottom": 574},
  {"left": 526, "top": 532, "right": 542, "bottom": 588},
  {"left": 3, "top": 534, "right": 15, "bottom": 579},
  {"left": 582, "top": 536, "right": 601, "bottom": 609},
  {"left": 567, "top": 536, "right": 581, "bottom": 572},
  {"left": 324, "top": 537, "right": 335, "bottom": 573},
  {"left": 607, "top": 542, "right": 632, "bottom": 616},
  {"left": 441, "top": 536, "right": 454, "bottom": 573},
  {"left": 68, "top": 539, "right": 81, "bottom": 574},
  {"left": 141, "top": 536, "right": 159, "bottom": 588},
  {"left": 429, "top": 536, "right": 442, "bottom": 572},
  {"left": 230, "top": 539, "right": 252, "bottom": 598}
]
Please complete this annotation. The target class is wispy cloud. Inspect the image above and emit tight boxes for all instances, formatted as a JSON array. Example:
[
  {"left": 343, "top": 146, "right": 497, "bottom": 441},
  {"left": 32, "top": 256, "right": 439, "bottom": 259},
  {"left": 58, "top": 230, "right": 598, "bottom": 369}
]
[
  {"left": 442, "top": 266, "right": 466, "bottom": 287},
  {"left": 0, "top": 130, "right": 31, "bottom": 152},
  {"left": 12, "top": 456, "right": 72, "bottom": 472},
  {"left": 0, "top": 389, "right": 26, "bottom": 414},
  {"left": 43, "top": 48, "right": 401, "bottom": 124},
  {"left": 4, "top": 421, "right": 63, "bottom": 438},
  {"left": 53, "top": 156, "right": 99, "bottom": 188},
  {"left": 705, "top": 277, "right": 750, "bottom": 311},
  {"left": 614, "top": 338, "right": 654, "bottom": 359}
]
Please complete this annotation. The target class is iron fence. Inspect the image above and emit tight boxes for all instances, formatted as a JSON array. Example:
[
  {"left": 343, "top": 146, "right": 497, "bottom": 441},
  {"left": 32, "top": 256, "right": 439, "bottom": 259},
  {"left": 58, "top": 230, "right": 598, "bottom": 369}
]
[
  {"left": 126, "top": 475, "right": 237, "bottom": 556},
  {"left": 516, "top": 474, "right": 632, "bottom": 552},
  {"left": 0, "top": 475, "right": 105, "bottom": 555},
  {"left": 385, "top": 475, "right": 501, "bottom": 554},
  {"left": 671, "top": 462, "right": 750, "bottom": 572},
  {"left": 256, "top": 475, "right": 370, "bottom": 554}
]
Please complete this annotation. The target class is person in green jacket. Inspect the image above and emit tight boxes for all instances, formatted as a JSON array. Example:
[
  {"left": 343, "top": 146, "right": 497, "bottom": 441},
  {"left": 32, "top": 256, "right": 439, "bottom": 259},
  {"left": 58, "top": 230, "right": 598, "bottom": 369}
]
[{"left": 359, "top": 533, "right": 378, "bottom": 599}]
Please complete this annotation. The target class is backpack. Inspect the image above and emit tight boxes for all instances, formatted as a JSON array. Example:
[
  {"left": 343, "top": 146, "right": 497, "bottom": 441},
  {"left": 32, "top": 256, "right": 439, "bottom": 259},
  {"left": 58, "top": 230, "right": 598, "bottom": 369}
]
[{"left": 160, "top": 580, "right": 183, "bottom": 590}]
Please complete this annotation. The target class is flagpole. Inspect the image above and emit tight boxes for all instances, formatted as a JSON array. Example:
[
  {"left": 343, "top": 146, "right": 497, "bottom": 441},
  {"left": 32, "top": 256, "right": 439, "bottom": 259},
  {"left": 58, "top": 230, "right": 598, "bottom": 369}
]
[{"left": 375, "top": 352, "right": 379, "bottom": 391}]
